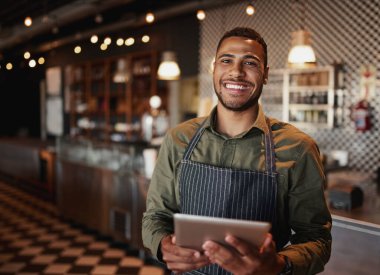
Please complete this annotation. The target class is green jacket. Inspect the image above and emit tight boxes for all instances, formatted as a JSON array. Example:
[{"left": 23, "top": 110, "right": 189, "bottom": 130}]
[{"left": 142, "top": 105, "right": 332, "bottom": 275}]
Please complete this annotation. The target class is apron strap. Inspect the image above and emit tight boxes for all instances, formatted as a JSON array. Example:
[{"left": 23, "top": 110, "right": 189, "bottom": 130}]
[
  {"left": 264, "top": 117, "right": 277, "bottom": 174},
  {"left": 183, "top": 117, "right": 277, "bottom": 173},
  {"left": 183, "top": 119, "right": 208, "bottom": 161}
]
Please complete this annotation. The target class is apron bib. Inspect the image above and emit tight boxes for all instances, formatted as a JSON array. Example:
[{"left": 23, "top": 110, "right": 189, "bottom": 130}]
[{"left": 178, "top": 118, "right": 278, "bottom": 275}]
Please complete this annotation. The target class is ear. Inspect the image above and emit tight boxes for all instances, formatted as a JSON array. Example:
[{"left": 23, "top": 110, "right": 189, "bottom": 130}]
[{"left": 263, "top": 66, "right": 269, "bottom": 84}]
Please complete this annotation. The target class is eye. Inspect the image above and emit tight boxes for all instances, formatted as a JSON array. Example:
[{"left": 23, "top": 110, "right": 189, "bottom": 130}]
[
  {"left": 244, "top": 60, "right": 259, "bottom": 67},
  {"left": 220, "top": 58, "right": 231, "bottom": 64}
]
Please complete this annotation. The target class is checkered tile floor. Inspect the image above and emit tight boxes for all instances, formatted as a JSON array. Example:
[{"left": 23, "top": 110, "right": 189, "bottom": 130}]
[{"left": 0, "top": 180, "right": 165, "bottom": 275}]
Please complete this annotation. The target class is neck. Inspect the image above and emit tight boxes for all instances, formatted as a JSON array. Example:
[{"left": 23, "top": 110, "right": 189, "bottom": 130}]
[{"left": 215, "top": 104, "right": 259, "bottom": 138}]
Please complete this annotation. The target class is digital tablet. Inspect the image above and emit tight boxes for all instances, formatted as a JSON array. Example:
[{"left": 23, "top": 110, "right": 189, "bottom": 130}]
[{"left": 174, "top": 213, "right": 271, "bottom": 251}]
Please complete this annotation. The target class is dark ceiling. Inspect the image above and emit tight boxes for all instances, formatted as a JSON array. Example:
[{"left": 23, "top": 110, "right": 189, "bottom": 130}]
[{"left": 0, "top": 0, "right": 233, "bottom": 58}]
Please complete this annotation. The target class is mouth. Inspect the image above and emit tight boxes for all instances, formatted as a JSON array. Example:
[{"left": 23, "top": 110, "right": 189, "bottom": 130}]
[{"left": 222, "top": 80, "right": 253, "bottom": 94}]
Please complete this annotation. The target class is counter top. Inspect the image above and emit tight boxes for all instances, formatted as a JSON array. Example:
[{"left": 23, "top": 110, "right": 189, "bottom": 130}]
[{"left": 328, "top": 183, "right": 380, "bottom": 226}]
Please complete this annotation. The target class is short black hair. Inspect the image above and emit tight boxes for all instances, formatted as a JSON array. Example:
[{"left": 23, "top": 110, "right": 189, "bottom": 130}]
[{"left": 216, "top": 27, "right": 268, "bottom": 67}]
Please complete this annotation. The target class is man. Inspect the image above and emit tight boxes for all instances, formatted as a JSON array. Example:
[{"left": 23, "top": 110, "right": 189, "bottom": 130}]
[{"left": 142, "top": 27, "right": 332, "bottom": 275}]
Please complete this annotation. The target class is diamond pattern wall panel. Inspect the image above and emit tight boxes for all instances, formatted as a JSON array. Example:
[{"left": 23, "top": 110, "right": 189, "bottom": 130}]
[{"left": 199, "top": 0, "right": 380, "bottom": 179}]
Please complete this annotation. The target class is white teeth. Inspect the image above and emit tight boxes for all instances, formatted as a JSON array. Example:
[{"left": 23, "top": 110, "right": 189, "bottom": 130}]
[{"left": 225, "top": 83, "right": 246, "bottom": 90}]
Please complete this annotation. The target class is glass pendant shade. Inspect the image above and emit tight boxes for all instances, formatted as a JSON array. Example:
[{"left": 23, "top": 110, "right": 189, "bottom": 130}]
[
  {"left": 157, "top": 51, "right": 181, "bottom": 80},
  {"left": 113, "top": 59, "right": 129, "bottom": 83},
  {"left": 288, "top": 30, "right": 316, "bottom": 67}
]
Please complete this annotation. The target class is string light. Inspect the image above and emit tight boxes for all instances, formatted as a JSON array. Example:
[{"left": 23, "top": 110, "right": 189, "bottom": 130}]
[
  {"left": 246, "top": 4, "right": 255, "bottom": 16},
  {"left": 142, "top": 35, "right": 150, "bottom": 43},
  {"left": 100, "top": 43, "right": 108, "bottom": 51},
  {"left": 104, "top": 37, "right": 112, "bottom": 45},
  {"left": 74, "top": 46, "right": 82, "bottom": 54},
  {"left": 146, "top": 12, "right": 155, "bottom": 23},
  {"left": 24, "top": 51, "right": 31, "bottom": 59},
  {"left": 116, "top": 38, "right": 124, "bottom": 46},
  {"left": 90, "top": 35, "right": 98, "bottom": 43},
  {"left": 38, "top": 57, "right": 45, "bottom": 65},
  {"left": 125, "top": 37, "right": 135, "bottom": 46},
  {"left": 6, "top": 63, "right": 13, "bottom": 70},
  {"left": 197, "top": 10, "right": 206, "bottom": 20},
  {"left": 24, "top": 16, "right": 32, "bottom": 27},
  {"left": 29, "top": 59, "right": 36, "bottom": 68}
]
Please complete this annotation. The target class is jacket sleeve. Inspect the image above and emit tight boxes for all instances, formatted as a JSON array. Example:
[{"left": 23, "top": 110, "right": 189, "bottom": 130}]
[
  {"left": 278, "top": 140, "right": 332, "bottom": 275},
  {"left": 142, "top": 133, "right": 180, "bottom": 259}
]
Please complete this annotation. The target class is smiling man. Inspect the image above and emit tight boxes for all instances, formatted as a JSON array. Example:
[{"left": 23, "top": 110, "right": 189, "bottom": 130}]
[{"left": 142, "top": 27, "right": 332, "bottom": 275}]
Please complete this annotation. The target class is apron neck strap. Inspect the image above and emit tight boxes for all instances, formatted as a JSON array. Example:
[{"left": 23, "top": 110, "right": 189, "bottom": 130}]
[{"left": 183, "top": 117, "right": 277, "bottom": 173}]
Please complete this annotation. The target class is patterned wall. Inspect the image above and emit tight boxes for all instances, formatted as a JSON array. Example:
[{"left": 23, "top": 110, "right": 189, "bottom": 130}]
[{"left": 199, "top": 0, "right": 380, "bottom": 180}]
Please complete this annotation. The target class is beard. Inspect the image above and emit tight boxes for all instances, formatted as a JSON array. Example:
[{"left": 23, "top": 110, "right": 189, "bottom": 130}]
[{"left": 214, "top": 80, "right": 263, "bottom": 112}]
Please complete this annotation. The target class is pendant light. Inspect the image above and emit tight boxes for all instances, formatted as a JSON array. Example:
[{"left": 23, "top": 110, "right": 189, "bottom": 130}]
[
  {"left": 288, "top": 0, "right": 316, "bottom": 68},
  {"left": 113, "top": 59, "right": 130, "bottom": 83},
  {"left": 157, "top": 51, "right": 181, "bottom": 80}
]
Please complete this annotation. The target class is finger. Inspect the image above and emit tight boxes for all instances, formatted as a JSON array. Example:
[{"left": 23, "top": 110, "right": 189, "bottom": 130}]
[
  {"left": 203, "top": 241, "right": 238, "bottom": 266},
  {"left": 225, "top": 234, "right": 259, "bottom": 258},
  {"left": 260, "top": 233, "right": 275, "bottom": 255}
]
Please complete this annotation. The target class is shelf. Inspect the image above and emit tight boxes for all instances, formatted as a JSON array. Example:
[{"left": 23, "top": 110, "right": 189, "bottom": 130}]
[
  {"left": 67, "top": 50, "right": 164, "bottom": 142},
  {"left": 289, "top": 86, "right": 330, "bottom": 92},
  {"left": 289, "top": 121, "right": 332, "bottom": 129},
  {"left": 289, "top": 104, "right": 331, "bottom": 110}
]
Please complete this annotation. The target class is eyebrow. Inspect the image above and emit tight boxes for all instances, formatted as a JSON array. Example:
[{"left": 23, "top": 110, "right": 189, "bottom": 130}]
[{"left": 217, "top": 53, "right": 261, "bottom": 62}]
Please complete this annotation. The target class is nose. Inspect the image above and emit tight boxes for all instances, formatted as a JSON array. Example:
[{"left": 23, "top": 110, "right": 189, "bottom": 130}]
[{"left": 228, "top": 62, "right": 245, "bottom": 78}]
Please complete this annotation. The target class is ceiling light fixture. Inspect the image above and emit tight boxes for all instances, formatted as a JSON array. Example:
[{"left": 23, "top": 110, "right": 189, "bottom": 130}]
[
  {"left": 288, "top": 0, "right": 316, "bottom": 67},
  {"left": 157, "top": 51, "right": 181, "bottom": 80}
]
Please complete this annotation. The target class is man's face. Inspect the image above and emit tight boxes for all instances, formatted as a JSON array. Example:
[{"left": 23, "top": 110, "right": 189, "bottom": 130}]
[{"left": 213, "top": 36, "right": 268, "bottom": 112}]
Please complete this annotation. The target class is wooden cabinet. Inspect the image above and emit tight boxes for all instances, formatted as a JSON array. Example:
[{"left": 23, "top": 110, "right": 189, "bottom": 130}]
[
  {"left": 263, "top": 66, "right": 338, "bottom": 129},
  {"left": 67, "top": 51, "right": 166, "bottom": 142}
]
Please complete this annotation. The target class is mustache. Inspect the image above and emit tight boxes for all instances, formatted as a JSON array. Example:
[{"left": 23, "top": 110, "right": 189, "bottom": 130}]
[{"left": 222, "top": 78, "right": 254, "bottom": 86}]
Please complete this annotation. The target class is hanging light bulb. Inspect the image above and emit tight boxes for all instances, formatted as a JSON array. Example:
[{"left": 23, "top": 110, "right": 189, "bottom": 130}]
[
  {"left": 24, "top": 16, "right": 32, "bottom": 27},
  {"left": 90, "top": 35, "right": 98, "bottom": 44},
  {"left": 146, "top": 12, "right": 155, "bottom": 23},
  {"left": 246, "top": 4, "right": 255, "bottom": 15},
  {"left": 24, "top": 51, "right": 31, "bottom": 59},
  {"left": 197, "top": 9, "right": 206, "bottom": 20},
  {"left": 113, "top": 59, "right": 130, "bottom": 83},
  {"left": 142, "top": 35, "right": 150, "bottom": 43},
  {"left": 157, "top": 51, "right": 181, "bottom": 80},
  {"left": 74, "top": 46, "right": 82, "bottom": 54},
  {"left": 6, "top": 63, "right": 13, "bottom": 70},
  {"left": 38, "top": 57, "right": 45, "bottom": 65},
  {"left": 288, "top": 30, "right": 316, "bottom": 67},
  {"left": 29, "top": 59, "right": 36, "bottom": 68},
  {"left": 288, "top": 0, "right": 316, "bottom": 67}
]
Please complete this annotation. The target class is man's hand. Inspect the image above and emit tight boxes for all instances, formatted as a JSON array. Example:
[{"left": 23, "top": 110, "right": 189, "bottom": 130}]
[
  {"left": 161, "top": 234, "right": 210, "bottom": 274},
  {"left": 202, "top": 233, "right": 285, "bottom": 275}
]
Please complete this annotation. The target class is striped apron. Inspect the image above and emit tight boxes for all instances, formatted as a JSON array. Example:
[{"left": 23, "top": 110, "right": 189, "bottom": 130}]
[{"left": 178, "top": 118, "right": 278, "bottom": 275}]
